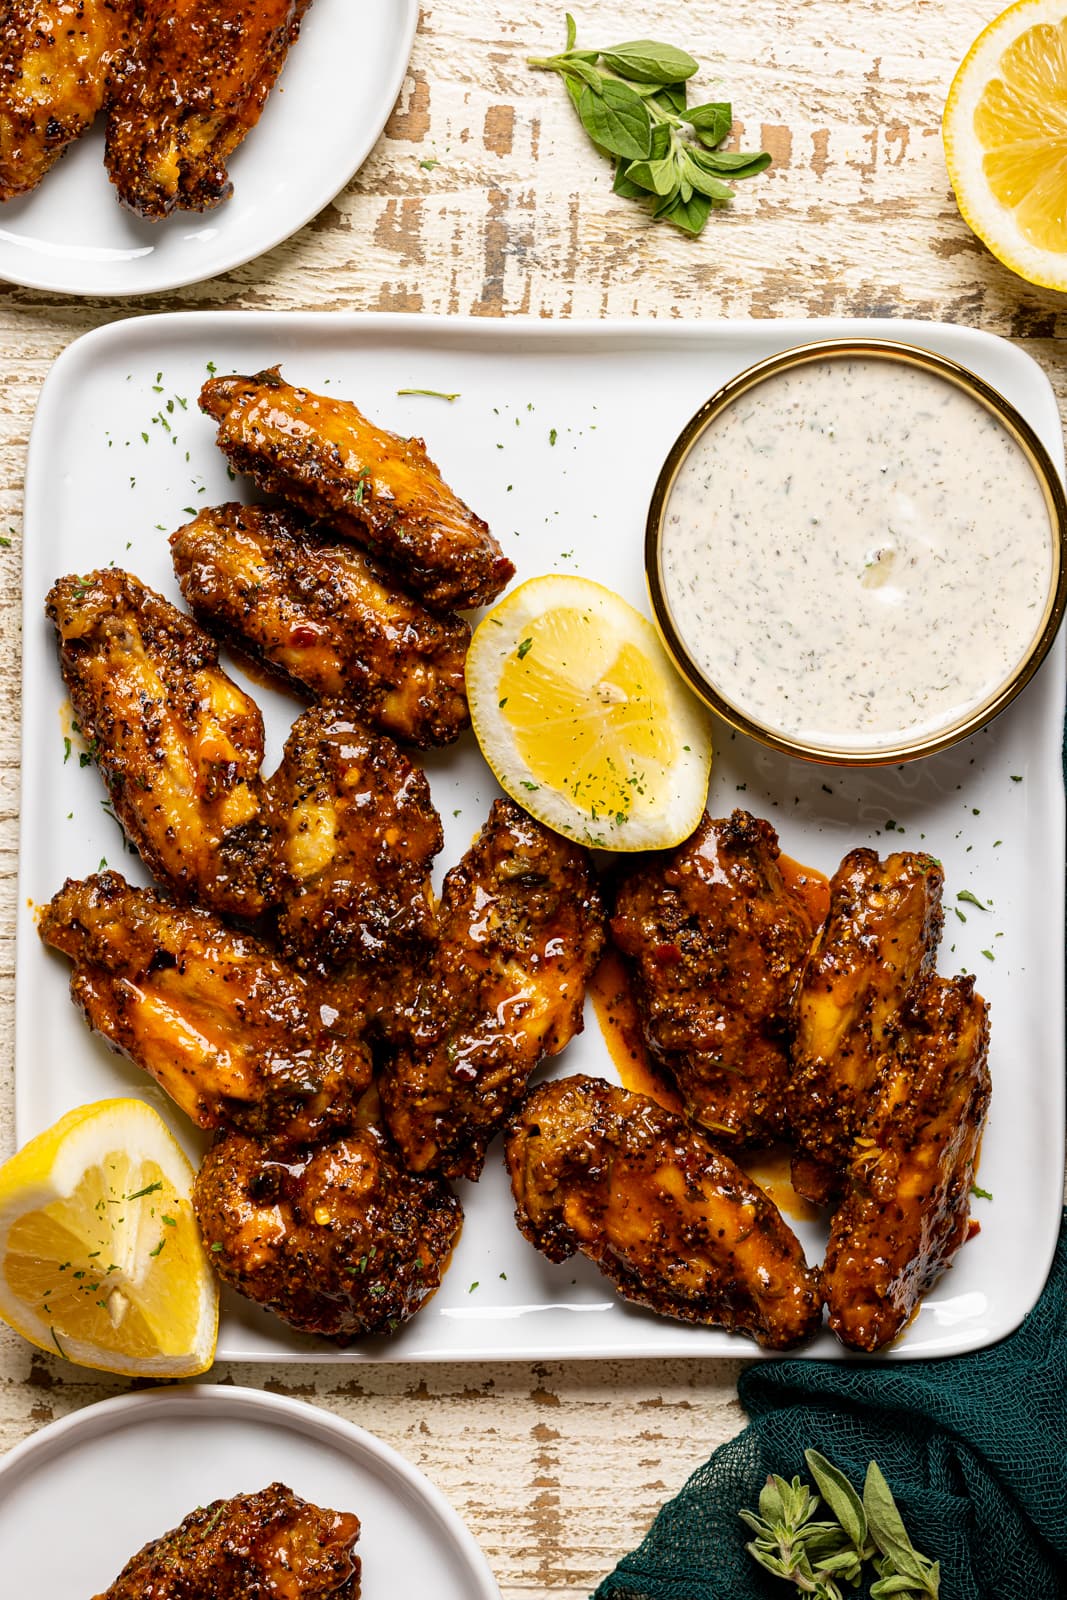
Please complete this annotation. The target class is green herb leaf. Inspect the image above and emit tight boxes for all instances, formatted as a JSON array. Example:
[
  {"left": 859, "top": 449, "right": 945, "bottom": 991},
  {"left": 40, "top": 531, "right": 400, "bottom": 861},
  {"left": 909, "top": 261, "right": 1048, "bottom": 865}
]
[
  {"left": 682, "top": 155, "right": 736, "bottom": 201},
  {"left": 625, "top": 154, "right": 677, "bottom": 196},
  {"left": 577, "top": 77, "right": 652, "bottom": 159},
  {"left": 565, "top": 10, "right": 577, "bottom": 50},
  {"left": 805, "top": 1451, "right": 868, "bottom": 1553},
  {"left": 870, "top": 1576, "right": 933, "bottom": 1598},
  {"left": 563, "top": 55, "right": 608, "bottom": 93},
  {"left": 126, "top": 1181, "right": 164, "bottom": 1201},
  {"left": 612, "top": 162, "right": 646, "bottom": 196},
  {"left": 956, "top": 889, "right": 989, "bottom": 911},
  {"left": 971, "top": 1182, "right": 993, "bottom": 1200},
  {"left": 687, "top": 100, "right": 733, "bottom": 143},
  {"left": 864, "top": 1462, "right": 935, "bottom": 1589},
  {"left": 697, "top": 148, "right": 773, "bottom": 178},
  {"left": 651, "top": 81, "right": 689, "bottom": 114},
  {"left": 655, "top": 188, "right": 712, "bottom": 233},
  {"left": 599, "top": 39, "right": 699, "bottom": 84}
]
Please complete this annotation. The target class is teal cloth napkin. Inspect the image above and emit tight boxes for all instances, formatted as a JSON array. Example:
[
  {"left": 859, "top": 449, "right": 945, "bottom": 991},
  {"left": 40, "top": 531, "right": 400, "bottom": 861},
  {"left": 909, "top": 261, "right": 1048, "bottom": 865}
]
[{"left": 593, "top": 1210, "right": 1067, "bottom": 1600}]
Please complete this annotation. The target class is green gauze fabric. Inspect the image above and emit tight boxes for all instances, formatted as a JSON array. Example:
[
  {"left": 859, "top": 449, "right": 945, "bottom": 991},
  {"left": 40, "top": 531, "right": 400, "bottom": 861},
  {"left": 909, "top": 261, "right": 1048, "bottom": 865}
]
[{"left": 594, "top": 1209, "right": 1067, "bottom": 1600}]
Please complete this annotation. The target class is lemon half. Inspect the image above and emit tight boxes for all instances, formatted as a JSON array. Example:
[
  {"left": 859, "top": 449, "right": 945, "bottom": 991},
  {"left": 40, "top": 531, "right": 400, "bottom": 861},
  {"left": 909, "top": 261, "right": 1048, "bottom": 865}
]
[
  {"left": 944, "top": 0, "right": 1067, "bottom": 289},
  {"left": 467, "top": 575, "right": 712, "bottom": 851},
  {"left": 0, "top": 1099, "right": 217, "bottom": 1376}
]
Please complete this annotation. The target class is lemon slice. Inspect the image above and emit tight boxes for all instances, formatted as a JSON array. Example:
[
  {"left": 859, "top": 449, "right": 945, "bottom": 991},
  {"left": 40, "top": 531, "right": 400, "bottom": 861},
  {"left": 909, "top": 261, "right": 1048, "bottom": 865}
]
[
  {"left": 466, "top": 574, "right": 712, "bottom": 850},
  {"left": 0, "top": 1099, "right": 217, "bottom": 1376},
  {"left": 944, "top": 0, "right": 1067, "bottom": 288}
]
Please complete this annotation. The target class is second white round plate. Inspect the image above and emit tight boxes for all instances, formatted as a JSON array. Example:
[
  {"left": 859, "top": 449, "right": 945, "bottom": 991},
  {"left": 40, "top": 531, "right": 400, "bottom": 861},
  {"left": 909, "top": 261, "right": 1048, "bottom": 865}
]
[
  {"left": 0, "top": 0, "right": 418, "bottom": 296},
  {"left": 0, "top": 1385, "right": 501, "bottom": 1598}
]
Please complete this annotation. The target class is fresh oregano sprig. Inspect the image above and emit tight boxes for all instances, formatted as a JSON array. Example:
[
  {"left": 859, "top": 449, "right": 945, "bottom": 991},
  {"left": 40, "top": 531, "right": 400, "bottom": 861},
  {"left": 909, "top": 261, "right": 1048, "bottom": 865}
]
[
  {"left": 864, "top": 1462, "right": 941, "bottom": 1598},
  {"left": 740, "top": 1454, "right": 940, "bottom": 1599},
  {"left": 527, "top": 13, "right": 770, "bottom": 236}
]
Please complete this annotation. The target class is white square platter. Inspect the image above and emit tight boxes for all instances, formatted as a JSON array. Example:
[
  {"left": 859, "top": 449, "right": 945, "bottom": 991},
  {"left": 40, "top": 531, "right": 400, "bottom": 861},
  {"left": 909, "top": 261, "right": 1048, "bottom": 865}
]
[{"left": 16, "top": 312, "right": 1066, "bottom": 1362}]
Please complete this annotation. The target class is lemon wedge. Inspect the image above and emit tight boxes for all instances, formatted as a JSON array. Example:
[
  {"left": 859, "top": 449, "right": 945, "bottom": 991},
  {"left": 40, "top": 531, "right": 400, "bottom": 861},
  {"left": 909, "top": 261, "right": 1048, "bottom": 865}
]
[
  {"left": 0, "top": 1099, "right": 217, "bottom": 1376},
  {"left": 466, "top": 574, "right": 712, "bottom": 850},
  {"left": 944, "top": 0, "right": 1067, "bottom": 289}
]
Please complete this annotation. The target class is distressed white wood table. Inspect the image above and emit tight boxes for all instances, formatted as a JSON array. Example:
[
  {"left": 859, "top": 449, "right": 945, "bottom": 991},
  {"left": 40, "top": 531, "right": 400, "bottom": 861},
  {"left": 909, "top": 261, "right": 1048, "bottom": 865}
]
[{"left": 0, "top": 5, "right": 1063, "bottom": 1595}]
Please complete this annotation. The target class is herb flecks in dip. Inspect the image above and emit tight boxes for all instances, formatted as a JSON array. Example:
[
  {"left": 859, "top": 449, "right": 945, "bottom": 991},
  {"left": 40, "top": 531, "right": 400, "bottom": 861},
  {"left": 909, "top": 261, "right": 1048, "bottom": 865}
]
[{"left": 659, "top": 356, "right": 1054, "bottom": 752}]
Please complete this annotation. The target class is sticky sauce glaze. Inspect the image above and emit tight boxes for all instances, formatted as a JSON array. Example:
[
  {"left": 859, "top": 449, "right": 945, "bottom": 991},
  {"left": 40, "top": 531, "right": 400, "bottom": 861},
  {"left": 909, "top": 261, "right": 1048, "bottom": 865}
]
[{"left": 660, "top": 358, "right": 1055, "bottom": 750}]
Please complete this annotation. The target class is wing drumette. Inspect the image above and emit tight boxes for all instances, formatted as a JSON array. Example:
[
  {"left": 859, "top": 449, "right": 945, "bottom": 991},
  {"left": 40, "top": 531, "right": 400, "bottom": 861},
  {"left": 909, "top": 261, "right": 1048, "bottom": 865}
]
[
  {"left": 611, "top": 810, "right": 817, "bottom": 1147},
  {"left": 93, "top": 1483, "right": 361, "bottom": 1600},
  {"left": 823, "top": 974, "right": 991, "bottom": 1352},
  {"left": 195, "top": 1125, "right": 462, "bottom": 1341},
  {"left": 104, "top": 0, "right": 313, "bottom": 218},
  {"left": 379, "top": 799, "right": 605, "bottom": 1179},
  {"left": 199, "top": 368, "right": 513, "bottom": 612},
  {"left": 47, "top": 570, "right": 273, "bottom": 919},
  {"left": 787, "top": 848, "right": 944, "bottom": 1204},
  {"left": 0, "top": 0, "right": 135, "bottom": 200},
  {"left": 506, "top": 1075, "right": 822, "bottom": 1350},
  {"left": 39, "top": 872, "right": 370, "bottom": 1145},
  {"left": 171, "top": 503, "right": 471, "bottom": 748}
]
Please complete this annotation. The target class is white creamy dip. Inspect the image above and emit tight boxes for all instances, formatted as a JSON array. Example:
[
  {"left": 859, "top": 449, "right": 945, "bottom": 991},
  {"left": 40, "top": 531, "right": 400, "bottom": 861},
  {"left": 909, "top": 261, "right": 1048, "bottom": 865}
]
[{"left": 658, "top": 355, "right": 1056, "bottom": 752}]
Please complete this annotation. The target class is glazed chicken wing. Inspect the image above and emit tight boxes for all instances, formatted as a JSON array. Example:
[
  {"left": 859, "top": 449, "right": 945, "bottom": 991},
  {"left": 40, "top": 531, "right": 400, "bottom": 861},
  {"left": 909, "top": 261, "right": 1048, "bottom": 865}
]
[
  {"left": 94, "top": 1483, "right": 361, "bottom": 1600},
  {"left": 787, "top": 848, "right": 944, "bottom": 1204},
  {"left": 195, "top": 1126, "right": 462, "bottom": 1341},
  {"left": 0, "top": 0, "right": 134, "bottom": 199},
  {"left": 379, "top": 798, "right": 605, "bottom": 1180},
  {"left": 266, "top": 704, "right": 442, "bottom": 994},
  {"left": 507, "top": 1075, "right": 822, "bottom": 1350},
  {"left": 39, "top": 872, "right": 370, "bottom": 1144},
  {"left": 171, "top": 503, "right": 471, "bottom": 748},
  {"left": 823, "top": 974, "right": 991, "bottom": 1352},
  {"left": 200, "top": 368, "right": 514, "bottom": 613},
  {"left": 47, "top": 570, "right": 273, "bottom": 919},
  {"left": 611, "top": 811, "right": 817, "bottom": 1146},
  {"left": 104, "top": 0, "right": 312, "bottom": 218}
]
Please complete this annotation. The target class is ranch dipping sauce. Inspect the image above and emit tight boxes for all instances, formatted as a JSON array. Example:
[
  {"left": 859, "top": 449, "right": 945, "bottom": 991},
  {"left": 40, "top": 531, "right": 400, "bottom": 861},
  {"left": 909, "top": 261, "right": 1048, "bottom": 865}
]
[{"left": 657, "top": 353, "right": 1057, "bottom": 755}]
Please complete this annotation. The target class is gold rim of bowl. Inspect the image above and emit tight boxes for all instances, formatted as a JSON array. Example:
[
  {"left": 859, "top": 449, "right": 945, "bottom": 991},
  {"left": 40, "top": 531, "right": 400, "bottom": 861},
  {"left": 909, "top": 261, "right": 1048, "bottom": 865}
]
[{"left": 644, "top": 336, "right": 1067, "bottom": 767}]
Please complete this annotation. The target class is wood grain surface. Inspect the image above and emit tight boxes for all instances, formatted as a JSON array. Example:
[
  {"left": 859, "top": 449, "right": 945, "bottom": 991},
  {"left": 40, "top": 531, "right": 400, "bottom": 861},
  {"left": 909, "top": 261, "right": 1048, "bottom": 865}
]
[{"left": 0, "top": 4, "right": 1065, "bottom": 1597}]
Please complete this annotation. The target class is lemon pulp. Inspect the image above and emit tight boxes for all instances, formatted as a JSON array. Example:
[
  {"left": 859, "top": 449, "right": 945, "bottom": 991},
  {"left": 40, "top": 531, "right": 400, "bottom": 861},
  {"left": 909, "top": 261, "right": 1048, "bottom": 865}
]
[
  {"left": 467, "top": 575, "right": 712, "bottom": 851},
  {"left": 975, "top": 19, "right": 1067, "bottom": 249}
]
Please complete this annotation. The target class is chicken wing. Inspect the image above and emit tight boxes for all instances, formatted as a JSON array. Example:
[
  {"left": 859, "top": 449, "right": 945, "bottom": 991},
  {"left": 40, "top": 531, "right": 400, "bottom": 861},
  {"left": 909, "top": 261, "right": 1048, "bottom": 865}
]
[
  {"left": 379, "top": 798, "right": 605, "bottom": 1180},
  {"left": 787, "top": 848, "right": 944, "bottom": 1205},
  {"left": 47, "top": 569, "right": 273, "bottom": 919},
  {"left": 611, "top": 811, "right": 817, "bottom": 1147},
  {"left": 199, "top": 368, "right": 514, "bottom": 613},
  {"left": 0, "top": 0, "right": 134, "bottom": 200},
  {"left": 506, "top": 1074, "right": 822, "bottom": 1350},
  {"left": 94, "top": 1483, "right": 361, "bottom": 1600},
  {"left": 823, "top": 974, "right": 991, "bottom": 1352},
  {"left": 104, "top": 0, "right": 312, "bottom": 218},
  {"left": 39, "top": 872, "right": 371, "bottom": 1145},
  {"left": 194, "top": 1126, "right": 462, "bottom": 1341},
  {"left": 266, "top": 704, "right": 442, "bottom": 993},
  {"left": 171, "top": 503, "right": 471, "bottom": 748}
]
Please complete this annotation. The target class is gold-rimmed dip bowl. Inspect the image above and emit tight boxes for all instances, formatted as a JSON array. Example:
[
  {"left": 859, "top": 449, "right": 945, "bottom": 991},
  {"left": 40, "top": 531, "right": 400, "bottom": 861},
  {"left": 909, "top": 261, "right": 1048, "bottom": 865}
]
[{"left": 645, "top": 338, "right": 1067, "bottom": 766}]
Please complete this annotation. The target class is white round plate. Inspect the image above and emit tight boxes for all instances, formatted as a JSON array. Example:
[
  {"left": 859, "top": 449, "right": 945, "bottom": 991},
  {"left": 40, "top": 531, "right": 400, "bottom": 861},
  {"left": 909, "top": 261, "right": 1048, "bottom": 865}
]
[
  {"left": 0, "top": 1385, "right": 501, "bottom": 1598},
  {"left": 0, "top": 0, "right": 418, "bottom": 296}
]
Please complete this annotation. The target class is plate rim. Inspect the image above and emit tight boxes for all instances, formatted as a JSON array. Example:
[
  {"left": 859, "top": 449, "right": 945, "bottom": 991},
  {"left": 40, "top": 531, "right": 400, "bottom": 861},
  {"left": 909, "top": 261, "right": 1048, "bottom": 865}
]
[
  {"left": 0, "top": 0, "right": 419, "bottom": 297},
  {"left": 16, "top": 311, "right": 1066, "bottom": 1363},
  {"left": 0, "top": 1383, "right": 502, "bottom": 1599}
]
